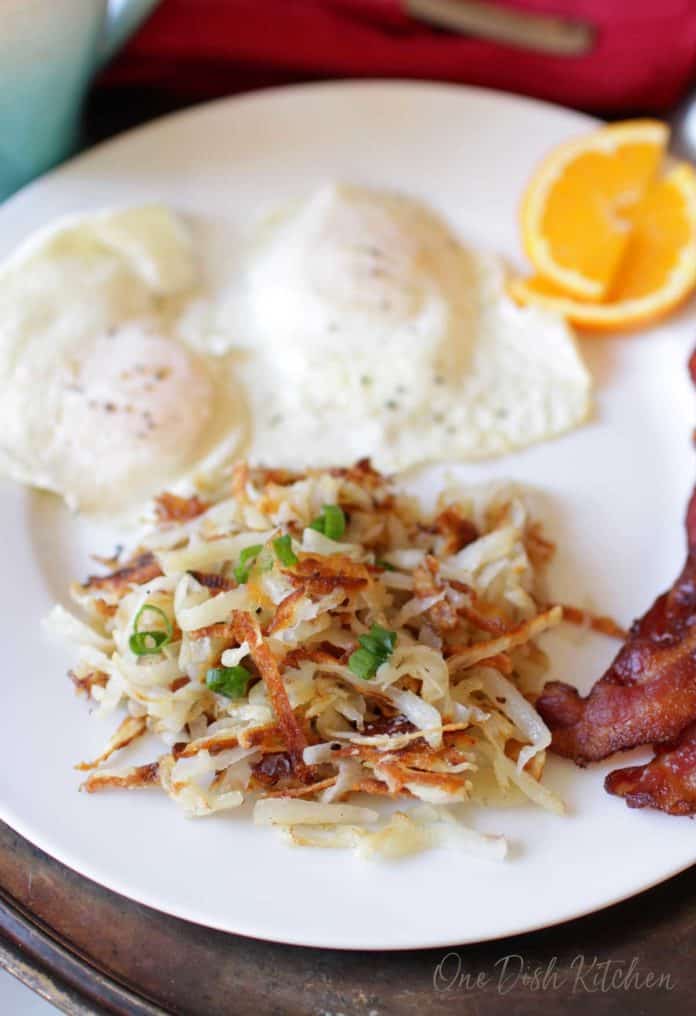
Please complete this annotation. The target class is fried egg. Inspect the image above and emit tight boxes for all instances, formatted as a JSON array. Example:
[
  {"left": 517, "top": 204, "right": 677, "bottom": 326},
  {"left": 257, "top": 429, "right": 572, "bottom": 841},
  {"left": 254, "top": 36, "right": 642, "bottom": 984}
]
[
  {"left": 0, "top": 206, "right": 244, "bottom": 514},
  {"left": 0, "top": 187, "right": 592, "bottom": 513},
  {"left": 198, "top": 183, "right": 591, "bottom": 470}
]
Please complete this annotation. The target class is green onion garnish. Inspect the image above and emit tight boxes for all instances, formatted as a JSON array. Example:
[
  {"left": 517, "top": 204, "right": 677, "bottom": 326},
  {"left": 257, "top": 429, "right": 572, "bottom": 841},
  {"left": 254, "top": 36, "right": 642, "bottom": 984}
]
[
  {"left": 348, "top": 623, "right": 397, "bottom": 680},
  {"left": 375, "top": 558, "right": 396, "bottom": 572},
  {"left": 273, "top": 533, "right": 298, "bottom": 567},
  {"left": 359, "top": 625, "right": 397, "bottom": 657},
  {"left": 347, "top": 647, "right": 378, "bottom": 681},
  {"left": 206, "top": 665, "right": 253, "bottom": 699},
  {"left": 309, "top": 504, "right": 346, "bottom": 541},
  {"left": 234, "top": 543, "right": 263, "bottom": 585},
  {"left": 129, "top": 603, "right": 173, "bottom": 657}
]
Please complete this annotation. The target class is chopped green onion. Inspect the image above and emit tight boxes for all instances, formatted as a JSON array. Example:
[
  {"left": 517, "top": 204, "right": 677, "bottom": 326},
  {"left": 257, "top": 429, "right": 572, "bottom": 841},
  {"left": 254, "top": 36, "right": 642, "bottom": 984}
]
[
  {"left": 309, "top": 504, "right": 346, "bottom": 541},
  {"left": 273, "top": 533, "right": 298, "bottom": 567},
  {"left": 129, "top": 603, "right": 173, "bottom": 656},
  {"left": 361, "top": 624, "right": 397, "bottom": 656},
  {"left": 348, "top": 623, "right": 397, "bottom": 680},
  {"left": 347, "top": 647, "right": 380, "bottom": 680},
  {"left": 234, "top": 543, "right": 263, "bottom": 584},
  {"left": 256, "top": 547, "right": 274, "bottom": 572},
  {"left": 375, "top": 558, "right": 396, "bottom": 572},
  {"left": 206, "top": 665, "right": 253, "bottom": 699}
]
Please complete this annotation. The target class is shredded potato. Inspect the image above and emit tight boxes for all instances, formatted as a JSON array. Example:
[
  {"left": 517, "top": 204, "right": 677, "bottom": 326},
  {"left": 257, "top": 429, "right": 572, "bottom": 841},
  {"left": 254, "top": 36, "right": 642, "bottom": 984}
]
[{"left": 50, "top": 459, "right": 616, "bottom": 858}]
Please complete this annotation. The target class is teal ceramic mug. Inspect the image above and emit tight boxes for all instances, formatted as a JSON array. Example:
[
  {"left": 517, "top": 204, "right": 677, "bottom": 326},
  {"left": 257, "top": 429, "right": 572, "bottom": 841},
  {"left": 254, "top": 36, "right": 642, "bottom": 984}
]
[{"left": 0, "top": 0, "right": 160, "bottom": 200}]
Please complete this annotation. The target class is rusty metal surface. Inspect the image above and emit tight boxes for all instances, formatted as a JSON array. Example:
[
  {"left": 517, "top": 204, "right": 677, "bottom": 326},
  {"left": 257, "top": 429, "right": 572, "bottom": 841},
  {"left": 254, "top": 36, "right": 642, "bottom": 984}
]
[
  {"left": 0, "top": 899, "right": 162, "bottom": 1016},
  {"left": 0, "top": 819, "right": 694, "bottom": 1015}
]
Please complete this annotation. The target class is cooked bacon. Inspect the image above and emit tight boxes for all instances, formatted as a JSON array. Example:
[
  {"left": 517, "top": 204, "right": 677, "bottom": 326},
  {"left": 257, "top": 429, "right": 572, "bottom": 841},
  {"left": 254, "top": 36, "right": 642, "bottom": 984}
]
[
  {"left": 287, "top": 554, "right": 370, "bottom": 598},
  {"left": 605, "top": 720, "right": 696, "bottom": 815},
  {"left": 558, "top": 604, "right": 626, "bottom": 640},
  {"left": 434, "top": 506, "right": 479, "bottom": 555},
  {"left": 82, "top": 761, "right": 160, "bottom": 792},
  {"left": 154, "top": 492, "right": 208, "bottom": 523},
  {"left": 538, "top": 542, "right": 696, "bottom": 764},
  {"left": 76, "top": 715, "right": 147, "bottom": 771},
  {"left": 689, "top": 346, "right": 696, "bottom": 388},
  {"left": 82, "top": 551, "right": 162, "bottom": 594},
  {"left": 189, "top": 570, "right": 237, "bottom": 593}
]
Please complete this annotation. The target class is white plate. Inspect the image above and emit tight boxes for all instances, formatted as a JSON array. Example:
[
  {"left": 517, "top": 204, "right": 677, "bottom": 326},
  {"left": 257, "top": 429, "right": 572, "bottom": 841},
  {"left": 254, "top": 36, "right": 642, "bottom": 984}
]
[{"left": 1, "top": 82, "right": 695, "bottom": 951}]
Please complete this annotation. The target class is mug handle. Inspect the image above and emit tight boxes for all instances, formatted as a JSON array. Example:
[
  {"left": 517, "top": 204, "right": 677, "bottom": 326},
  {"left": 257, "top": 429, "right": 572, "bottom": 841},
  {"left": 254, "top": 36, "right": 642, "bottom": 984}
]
[{"left": 98, "top": 0, "right": 161, "bottom": 69}]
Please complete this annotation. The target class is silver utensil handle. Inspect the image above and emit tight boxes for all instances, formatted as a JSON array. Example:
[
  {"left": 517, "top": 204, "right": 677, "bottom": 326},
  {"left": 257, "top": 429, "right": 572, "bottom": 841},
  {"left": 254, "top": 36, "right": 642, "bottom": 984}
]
[{"left": 405, "top": 0, "right": 595, "bottom": 56}]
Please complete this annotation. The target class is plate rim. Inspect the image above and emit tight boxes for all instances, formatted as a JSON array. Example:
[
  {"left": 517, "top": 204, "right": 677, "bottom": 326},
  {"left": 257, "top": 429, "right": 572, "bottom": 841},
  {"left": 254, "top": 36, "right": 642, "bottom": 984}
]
[
  {"left": 2, "top": 77, "right": 600, "bottom": 221},
  {"left": 1, "top": 79, "right": 694, "bottom": 951}
]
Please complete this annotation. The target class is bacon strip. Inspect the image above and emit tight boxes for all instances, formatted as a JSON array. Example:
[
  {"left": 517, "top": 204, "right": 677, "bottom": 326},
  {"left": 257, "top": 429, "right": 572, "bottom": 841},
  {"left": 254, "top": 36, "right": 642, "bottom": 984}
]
[
  {"left": 536, "top": 343, "right": 696, "bottom": 815},
  {"left": 605, "top": 720, "right": 696, "bottom": 815},
  {"left": 538, "top": 539, "right": 696, "bottom": 764}
]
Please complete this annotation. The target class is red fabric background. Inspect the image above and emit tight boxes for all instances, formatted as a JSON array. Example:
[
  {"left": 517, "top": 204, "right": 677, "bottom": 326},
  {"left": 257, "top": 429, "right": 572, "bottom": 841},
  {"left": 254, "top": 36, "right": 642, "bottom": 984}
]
[{"left": 104, "top": 0, "right": 696, "bottom": 114}]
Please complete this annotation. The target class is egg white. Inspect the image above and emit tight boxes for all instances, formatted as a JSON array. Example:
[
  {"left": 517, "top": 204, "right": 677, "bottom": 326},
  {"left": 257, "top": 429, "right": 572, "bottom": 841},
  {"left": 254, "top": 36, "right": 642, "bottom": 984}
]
[
  {"left": 0, "top": 206, "right": 245, "bottom": 514},
  {"left": 0, "top": 187, "right": 592, "bottom": 511},
  {"left": 191, "top": 183, "right": 592, "bottom": 471}
]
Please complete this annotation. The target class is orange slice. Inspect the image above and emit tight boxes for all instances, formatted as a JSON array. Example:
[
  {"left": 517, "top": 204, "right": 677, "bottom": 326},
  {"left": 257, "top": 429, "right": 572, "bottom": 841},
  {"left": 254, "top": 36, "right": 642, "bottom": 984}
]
[
  {"left": 511, "top": 164, "right": 696, "bottom": 331},
  {"left": 521, "top": 119, "right": 669, "bottom": 301}
]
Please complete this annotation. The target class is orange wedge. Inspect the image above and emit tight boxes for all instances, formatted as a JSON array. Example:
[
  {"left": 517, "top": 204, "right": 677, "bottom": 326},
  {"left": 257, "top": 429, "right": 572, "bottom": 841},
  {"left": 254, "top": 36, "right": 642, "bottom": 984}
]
[
  {"left": 521, "top": 119, "right": 669, "bottom": 301},
  {"left": 511, "top": 164, "right": 696, "bottom": 331}
]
